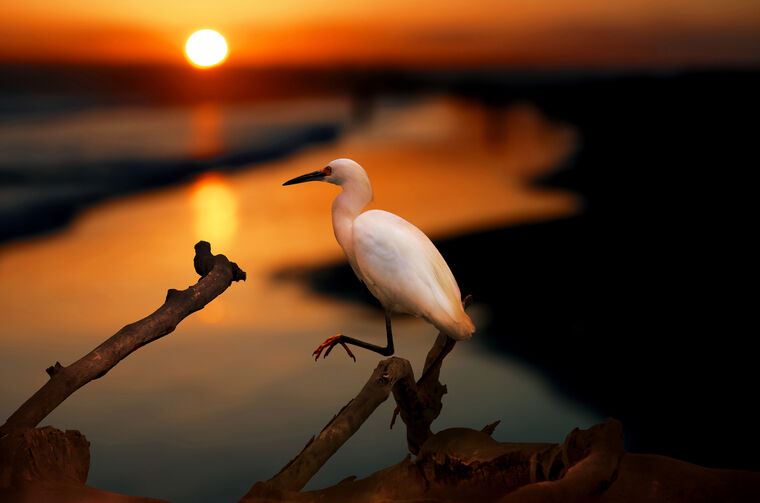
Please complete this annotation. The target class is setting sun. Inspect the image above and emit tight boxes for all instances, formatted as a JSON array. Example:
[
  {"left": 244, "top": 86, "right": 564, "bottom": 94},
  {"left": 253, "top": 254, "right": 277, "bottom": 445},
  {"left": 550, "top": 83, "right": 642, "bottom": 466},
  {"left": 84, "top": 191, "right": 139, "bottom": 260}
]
[{"left": 184, "top": 29, "right": 228, "bottom": 68}]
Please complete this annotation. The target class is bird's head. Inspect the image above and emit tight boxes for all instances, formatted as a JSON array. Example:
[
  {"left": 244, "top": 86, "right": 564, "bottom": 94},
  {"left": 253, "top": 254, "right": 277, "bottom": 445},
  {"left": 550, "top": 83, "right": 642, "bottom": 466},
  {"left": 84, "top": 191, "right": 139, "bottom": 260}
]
[{"left": 282, "top": 158, "right": 368, "bottom": 187}]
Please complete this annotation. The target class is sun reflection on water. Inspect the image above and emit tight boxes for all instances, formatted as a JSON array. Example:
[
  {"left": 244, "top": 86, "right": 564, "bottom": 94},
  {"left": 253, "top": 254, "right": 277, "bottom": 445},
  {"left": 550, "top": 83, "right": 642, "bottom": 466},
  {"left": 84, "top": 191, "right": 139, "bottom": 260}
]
[
  {"left": 0, "top": 97, "right": 597, "bottom": 502},
  {"left": 190, "top": 172, "right": 239, "bottom": 249}
]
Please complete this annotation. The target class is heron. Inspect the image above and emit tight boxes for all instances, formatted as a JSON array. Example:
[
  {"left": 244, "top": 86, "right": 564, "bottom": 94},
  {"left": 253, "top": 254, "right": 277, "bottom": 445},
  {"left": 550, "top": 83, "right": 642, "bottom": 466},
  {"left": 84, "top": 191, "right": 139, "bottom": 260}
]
[{"left": 283, "top": 158, "right": 474, "bottom": 361}]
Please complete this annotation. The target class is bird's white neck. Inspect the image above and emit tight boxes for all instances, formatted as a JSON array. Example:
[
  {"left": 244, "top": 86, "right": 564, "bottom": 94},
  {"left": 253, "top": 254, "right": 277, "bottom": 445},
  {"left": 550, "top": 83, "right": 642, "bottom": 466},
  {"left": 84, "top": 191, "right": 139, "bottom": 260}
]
[{"left": 331, "top": 176, "right": 373, "bottom": 259}]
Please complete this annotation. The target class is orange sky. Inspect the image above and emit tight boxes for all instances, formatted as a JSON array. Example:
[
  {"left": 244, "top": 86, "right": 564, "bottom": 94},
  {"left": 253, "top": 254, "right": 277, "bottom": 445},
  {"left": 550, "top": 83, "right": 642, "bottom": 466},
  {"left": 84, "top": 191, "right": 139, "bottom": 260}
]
[{"left": 2, "top": 0, "right": 759, "bottom": 67}]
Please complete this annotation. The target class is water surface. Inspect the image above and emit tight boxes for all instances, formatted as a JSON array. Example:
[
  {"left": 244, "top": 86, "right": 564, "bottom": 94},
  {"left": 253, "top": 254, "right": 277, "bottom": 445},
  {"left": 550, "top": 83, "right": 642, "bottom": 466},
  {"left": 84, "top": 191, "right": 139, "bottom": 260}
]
[{"left": 0, "top": 96, "right": 597, "bottom": 502}]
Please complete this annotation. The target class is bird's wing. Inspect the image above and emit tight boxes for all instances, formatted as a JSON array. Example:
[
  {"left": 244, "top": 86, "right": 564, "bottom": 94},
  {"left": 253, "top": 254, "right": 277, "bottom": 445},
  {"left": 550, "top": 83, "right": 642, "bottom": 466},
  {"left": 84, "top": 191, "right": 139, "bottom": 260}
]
[{"left": 352, "top": 210, "right": 472, "bottom": 338}]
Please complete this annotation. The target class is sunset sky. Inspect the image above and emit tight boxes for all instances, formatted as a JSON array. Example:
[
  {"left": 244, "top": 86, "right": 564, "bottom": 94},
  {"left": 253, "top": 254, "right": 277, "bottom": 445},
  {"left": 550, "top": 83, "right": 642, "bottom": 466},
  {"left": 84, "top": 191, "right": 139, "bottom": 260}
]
[{"left": 3, "top": 0, "right": 760, "bottom": 67}]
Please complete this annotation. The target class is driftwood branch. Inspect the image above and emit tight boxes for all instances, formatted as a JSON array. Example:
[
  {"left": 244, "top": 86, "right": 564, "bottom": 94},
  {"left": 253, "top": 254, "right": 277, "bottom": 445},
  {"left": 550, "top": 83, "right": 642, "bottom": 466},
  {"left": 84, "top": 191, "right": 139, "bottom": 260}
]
[
  {"left": 242, "top": 420, "right": 667, "bottom": 503},
  {"left": 258, "top": 357, "right": 415, "bottom": 494},
  {"left": 0, "top": 241, "right": 245, "bottom": 437},
  {"left": 391, "top": 294, "right": 472, "bottom": 452},
  {"left": 245, "top": 297, "right": 471, "bottom": 498}
]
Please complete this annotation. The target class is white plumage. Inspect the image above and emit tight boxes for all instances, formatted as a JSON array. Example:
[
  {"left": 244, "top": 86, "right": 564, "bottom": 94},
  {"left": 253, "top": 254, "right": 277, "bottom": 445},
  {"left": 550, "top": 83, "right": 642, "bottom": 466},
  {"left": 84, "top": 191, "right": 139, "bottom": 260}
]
[
  {"left": 353, "top": 210, "right": 473, "bottom": 340},
  {"left": 283, "top": 158, "right": 474, "bottom": 360}
]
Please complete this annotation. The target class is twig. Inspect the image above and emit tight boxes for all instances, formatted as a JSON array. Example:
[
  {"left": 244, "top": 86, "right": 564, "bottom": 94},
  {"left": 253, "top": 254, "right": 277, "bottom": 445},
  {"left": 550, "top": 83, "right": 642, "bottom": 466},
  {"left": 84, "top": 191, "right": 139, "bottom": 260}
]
[{"left": 0, "top": 241, "right": 245, "bottom": 436}]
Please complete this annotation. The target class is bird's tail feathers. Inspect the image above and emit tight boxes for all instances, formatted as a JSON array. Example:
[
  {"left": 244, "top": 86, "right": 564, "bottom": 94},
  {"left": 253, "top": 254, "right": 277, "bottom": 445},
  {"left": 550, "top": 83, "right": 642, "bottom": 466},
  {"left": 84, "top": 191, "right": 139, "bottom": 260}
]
[
  {"left": 450, "top": 311, "right": 475, "bottom": 341},
  {"left": 430, "top": 308, "right": 474, "bottom": 341}
]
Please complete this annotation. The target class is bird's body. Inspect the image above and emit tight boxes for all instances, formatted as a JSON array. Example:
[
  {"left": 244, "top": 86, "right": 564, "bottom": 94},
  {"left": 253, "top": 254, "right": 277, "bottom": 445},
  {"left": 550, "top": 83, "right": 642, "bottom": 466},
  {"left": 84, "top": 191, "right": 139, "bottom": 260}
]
[
  {"left": 284, "top": 158, "right": 474, "bottom": 359},
  {"left": 352, "top": 210, "right": 473, "bottom": 340}
]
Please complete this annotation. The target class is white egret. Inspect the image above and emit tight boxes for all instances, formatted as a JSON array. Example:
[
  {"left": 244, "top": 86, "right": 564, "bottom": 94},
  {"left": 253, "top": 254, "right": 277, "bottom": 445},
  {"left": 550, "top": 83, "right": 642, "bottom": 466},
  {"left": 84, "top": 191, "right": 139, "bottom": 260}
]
[{"left": 283, "top": 158, "right": 474, "bottom": 361}]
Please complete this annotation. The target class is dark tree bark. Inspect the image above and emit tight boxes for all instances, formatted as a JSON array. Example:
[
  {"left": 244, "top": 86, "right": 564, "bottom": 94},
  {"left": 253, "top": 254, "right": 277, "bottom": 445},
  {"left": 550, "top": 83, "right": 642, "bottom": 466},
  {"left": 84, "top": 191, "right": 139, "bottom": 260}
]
[{"left": 0, "top": 241, "right": 245, "bottom": 437}]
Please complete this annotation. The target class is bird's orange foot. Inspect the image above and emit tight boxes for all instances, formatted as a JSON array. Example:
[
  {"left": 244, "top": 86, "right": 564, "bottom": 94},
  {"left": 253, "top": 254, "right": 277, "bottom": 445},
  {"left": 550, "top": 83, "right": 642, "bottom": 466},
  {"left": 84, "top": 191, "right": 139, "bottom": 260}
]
[{"left": 312, "top": 334, "right": 356, "bottom": 362}]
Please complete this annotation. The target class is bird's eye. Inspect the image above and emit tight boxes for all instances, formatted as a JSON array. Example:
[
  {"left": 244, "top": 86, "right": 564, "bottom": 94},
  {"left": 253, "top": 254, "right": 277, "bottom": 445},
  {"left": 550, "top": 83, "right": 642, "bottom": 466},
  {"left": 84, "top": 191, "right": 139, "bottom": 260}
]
[{"left": 323, "top": 166, "right": 333, "bottom": 176}]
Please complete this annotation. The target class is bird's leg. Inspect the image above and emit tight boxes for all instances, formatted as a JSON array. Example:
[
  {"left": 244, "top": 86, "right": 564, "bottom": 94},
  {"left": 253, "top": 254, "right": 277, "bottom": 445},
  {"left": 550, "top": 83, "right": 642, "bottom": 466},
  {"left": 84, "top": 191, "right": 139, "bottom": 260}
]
[{"left": 312, "top": 312, "right": 395, "bottom": 361}]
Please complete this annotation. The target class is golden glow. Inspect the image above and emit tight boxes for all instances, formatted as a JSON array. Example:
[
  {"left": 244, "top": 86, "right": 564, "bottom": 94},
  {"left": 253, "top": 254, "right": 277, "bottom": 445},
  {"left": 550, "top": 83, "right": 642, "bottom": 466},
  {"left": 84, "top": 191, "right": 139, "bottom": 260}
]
[
  {"left": 184, "top": 29, "right": 228, "bottom": 68},
  {"left": 0, "top": 98, "right": 577, "bottom": 341},
  {"left": 191, "top": 173, "right": 238, "bottom": 248},
  {"left": 3, "top": 1, "right": 759, "bottom": 66}
]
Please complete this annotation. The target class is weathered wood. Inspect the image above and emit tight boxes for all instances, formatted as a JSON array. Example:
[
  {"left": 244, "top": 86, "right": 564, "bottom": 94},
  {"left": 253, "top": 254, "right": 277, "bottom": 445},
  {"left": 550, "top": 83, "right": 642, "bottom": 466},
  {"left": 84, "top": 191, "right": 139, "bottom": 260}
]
[
  {"left": 257, "top": 357, "right": 414, "bottom": 495},
  {"left": 390, "top": 294, "right": 472, "bottom": 452},
  {"left": 0, "top": 426, "right": 90, "bottom": 488},
  {"left": 246, "top": 297, "right": 472, "bottom": 498},
  {"left": 0, "top": 426, "right": 167, "bottom": 502},
  {"left": 240, "top": 420, "right": 760, "bottom": 503},
  {"left": 0, "top": 241, "right": 245, "bottom": 436},
  {"left": 389, "top": 361, "right": 431, "bottom": 454}
]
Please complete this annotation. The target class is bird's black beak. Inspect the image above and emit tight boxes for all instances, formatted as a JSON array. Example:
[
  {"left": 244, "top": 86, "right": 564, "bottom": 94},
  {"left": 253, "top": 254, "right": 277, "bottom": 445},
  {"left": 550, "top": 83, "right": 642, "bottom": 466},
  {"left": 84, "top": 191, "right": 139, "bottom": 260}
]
[{"left": 282, "top": 170, "right": 326, "bottom": 186}]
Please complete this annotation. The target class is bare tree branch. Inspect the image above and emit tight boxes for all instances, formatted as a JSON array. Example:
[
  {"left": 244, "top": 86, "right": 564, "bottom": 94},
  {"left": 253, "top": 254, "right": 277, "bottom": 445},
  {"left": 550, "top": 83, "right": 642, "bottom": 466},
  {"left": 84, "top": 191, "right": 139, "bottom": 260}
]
[
  {"left": 255, "top": 357, "right": 414, "bottom": 495},
  {"left": 245, "top": 298, "right": 472, "bottom": 498},
  {"left": 0, "top": 241, "right": 245, "bottom": 437}
]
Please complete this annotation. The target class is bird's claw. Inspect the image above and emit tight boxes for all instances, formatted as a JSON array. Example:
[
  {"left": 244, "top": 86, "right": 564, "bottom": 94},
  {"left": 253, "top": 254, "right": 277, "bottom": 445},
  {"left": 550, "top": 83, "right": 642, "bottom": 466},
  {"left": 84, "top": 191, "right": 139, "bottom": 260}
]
[{"left": 312, "top": 334, "right": 356, "bottom": 362}]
